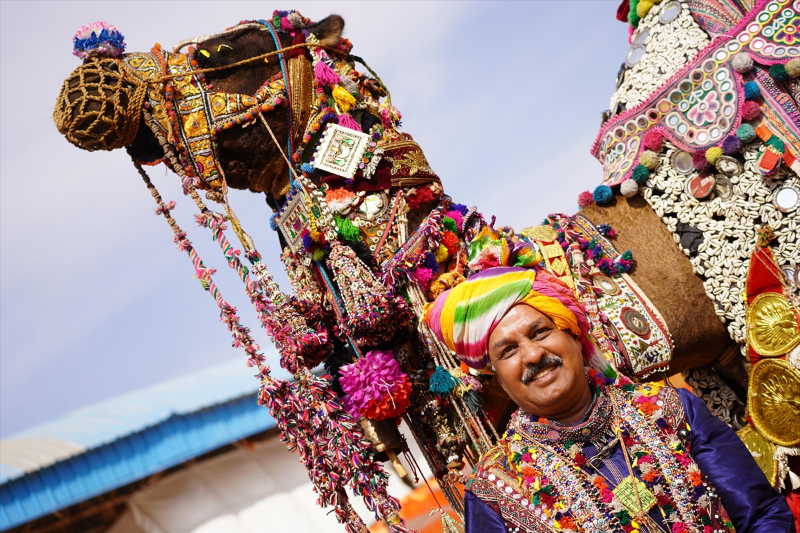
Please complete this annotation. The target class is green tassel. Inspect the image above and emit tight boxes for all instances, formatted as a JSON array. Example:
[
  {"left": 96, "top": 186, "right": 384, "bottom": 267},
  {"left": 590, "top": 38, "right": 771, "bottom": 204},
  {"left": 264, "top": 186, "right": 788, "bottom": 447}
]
[
  {"left": 335, "top": 215, "right": 361, "bottom": 242},
  {"left": 462, "top": 390, "right": 485, "bottom": 413},
  {"left": 442, "top": 216, "right": 459, "bottom": 235}
]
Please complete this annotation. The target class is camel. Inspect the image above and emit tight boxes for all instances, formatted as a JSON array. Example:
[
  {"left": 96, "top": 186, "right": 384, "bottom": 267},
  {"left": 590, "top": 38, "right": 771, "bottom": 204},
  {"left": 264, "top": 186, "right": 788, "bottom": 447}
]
[
  {"left": 53, "top": 6, "right": 799, "bottom": 527},
  {"left": 55, "top": 14, "right": 734, "bottom": 372}
]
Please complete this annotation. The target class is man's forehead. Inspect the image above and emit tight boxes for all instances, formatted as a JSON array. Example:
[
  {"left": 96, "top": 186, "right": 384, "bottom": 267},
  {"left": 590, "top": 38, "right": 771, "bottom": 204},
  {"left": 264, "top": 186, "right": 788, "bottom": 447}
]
[{"left": 490, "top": 305, "right": 555, "bottom": 344}]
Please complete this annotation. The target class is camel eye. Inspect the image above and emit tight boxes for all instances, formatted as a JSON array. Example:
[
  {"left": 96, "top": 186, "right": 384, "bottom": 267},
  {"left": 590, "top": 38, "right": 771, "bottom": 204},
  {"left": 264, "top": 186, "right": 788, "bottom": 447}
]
[{"left": 217, "top": 44, "right": 233, "bottom": 52}]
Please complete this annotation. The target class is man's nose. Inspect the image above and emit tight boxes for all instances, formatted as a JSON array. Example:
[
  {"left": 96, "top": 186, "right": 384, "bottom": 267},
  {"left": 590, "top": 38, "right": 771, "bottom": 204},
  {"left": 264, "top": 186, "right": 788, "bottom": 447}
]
[{"left": 518, "top": 339, "right": 546, "bottom": 366}]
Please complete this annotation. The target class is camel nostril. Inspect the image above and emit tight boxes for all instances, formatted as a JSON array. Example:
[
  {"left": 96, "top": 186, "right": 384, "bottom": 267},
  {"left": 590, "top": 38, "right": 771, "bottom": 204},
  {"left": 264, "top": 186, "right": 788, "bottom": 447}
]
[{"left": 198, "top": 49, "right": 210, "bottom": 58}]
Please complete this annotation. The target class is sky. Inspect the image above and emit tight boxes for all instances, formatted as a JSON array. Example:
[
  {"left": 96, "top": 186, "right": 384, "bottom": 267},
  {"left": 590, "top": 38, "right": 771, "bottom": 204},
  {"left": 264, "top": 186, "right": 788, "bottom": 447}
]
[{"left": 0, "top": 1, "right": 630, "bottom": 438}]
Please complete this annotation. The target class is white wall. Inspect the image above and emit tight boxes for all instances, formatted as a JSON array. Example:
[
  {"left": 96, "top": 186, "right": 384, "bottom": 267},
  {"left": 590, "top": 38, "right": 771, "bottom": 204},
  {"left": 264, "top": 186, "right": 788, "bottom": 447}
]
[{"left": 109, "top": 425, "right": 432, "bottom": 533}]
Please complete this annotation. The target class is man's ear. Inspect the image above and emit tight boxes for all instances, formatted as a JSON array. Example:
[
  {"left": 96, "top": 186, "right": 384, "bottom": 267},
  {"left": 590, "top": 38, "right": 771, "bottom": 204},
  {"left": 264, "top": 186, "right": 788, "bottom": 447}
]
[
  {"left": 490, "top": 358, "right": 503, "bottom": 386},
  {"left": 306, "top": 15, "right": 344, "bottom": 47}
]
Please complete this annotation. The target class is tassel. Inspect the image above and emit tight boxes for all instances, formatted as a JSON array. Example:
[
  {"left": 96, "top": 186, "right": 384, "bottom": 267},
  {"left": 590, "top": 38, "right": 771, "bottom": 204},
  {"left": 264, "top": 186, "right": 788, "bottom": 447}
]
[
  {"left": 335, "top": 214, "right": 361, "bottom": 242},
  {"left": 462, "top": 390, "right": 485, "bottom": 413},
  {"left": 428, "top": 510, "right": 463, "bottom": 533},
  {"left": 314, "top": 60, "right": 341, "bottom": 86},
  {"left": 332, "top": 85, "right": 357, "bottom": 113},
  {"left": 338, "top": 113, "right": 362, "bottom": 132},
  {"left": 440, "top": 512, "right": 465, "bottom": 533},
  {"left": 327, "top": 243, "right": 412, "bottom": 346},
  {"left": 429, "top": 365, "right": 456, "bottom": 397}
]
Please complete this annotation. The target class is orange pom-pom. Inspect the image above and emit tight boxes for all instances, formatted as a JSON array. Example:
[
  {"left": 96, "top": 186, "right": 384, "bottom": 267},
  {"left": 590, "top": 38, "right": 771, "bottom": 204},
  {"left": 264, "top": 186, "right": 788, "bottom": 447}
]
[{"left": 442, "top": 231, "right": 459, "bottom": 255}]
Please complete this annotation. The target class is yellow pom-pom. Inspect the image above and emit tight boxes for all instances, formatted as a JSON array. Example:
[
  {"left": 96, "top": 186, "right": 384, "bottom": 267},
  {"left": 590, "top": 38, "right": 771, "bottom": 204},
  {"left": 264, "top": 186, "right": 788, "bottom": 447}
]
[
  {"left": 309, "top": 230, "right": 322, "bottom": 242},
  {"left": 332, "top": 86, "right": 357, "bottom": 113},
  {"left": 640, "top": 150, "right": 660, "bottom": 170},
  {"left": 434, "top": 244, "right": 450, "bottom": 263},
  {"left": 786, "top": 58, "right": 800, "bottom": 79},
  {"left": 706, "top": 147, "right": 723, "bottom": 165},
  {"left": 636, "top": 0, "right": 654, "bottom": 18}
]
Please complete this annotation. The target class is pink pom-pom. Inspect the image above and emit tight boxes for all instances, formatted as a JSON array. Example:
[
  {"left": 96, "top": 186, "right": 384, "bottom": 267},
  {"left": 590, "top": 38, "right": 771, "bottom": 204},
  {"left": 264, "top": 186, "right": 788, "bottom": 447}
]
[
  {"left": 741, "top": 100, "right": 761, "bottom": 121},
  {"left": 445, "top": 210, "right": 464, "bottom": 229},
  {"left": 692, "top": 150, "right": 710, "bottom": 171},
  {"left": 380, "top": 105, "right": 402, "bottom": 128},
  {"left": 337, "top": 113, "right": 362, "bottom": 132},
  {"left": 314, "top": 61, "right": 341, "bottom": 86},
  {"left": 412, "top": 267, "right": 434, "bottom": 288},
  {"left": 643, "top": 131, "right": 664, "bottom": 151},
  {"left": 628, "top": 26, "right": 635, "bottom": 44},
  {"left": 280, "top": 17, "right": 294, "bottom": 31},
  {"left": 578, "top": 191, "right": 595, "bottom": 208}
]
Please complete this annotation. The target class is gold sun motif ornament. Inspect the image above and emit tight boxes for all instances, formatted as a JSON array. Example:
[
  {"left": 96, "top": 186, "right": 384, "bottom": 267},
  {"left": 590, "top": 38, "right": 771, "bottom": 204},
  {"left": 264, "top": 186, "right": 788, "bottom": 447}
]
[
  {"left": 746, "top": 292, "right": 800, "bottom": 357},
  {"left": 748, "top": 358, "right": 800, "bottom": 447},
  {"left": 736, "top": 425, "right": 778, "bottom": 487}
]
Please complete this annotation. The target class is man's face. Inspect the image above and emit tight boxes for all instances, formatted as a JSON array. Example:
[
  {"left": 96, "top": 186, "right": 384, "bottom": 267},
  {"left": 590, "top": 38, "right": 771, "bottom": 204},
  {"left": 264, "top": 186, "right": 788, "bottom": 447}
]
[{"left": 487, "top": 304, "right": 588, "bottom": 419}]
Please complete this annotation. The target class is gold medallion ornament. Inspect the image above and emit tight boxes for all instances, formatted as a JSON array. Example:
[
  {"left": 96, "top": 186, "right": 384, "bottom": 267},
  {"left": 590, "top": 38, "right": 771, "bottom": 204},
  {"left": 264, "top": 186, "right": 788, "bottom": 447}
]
[
  {"left": 746, "top": 292, "right": 800, "bottom": 357},
  {"left": 748, "top": 359, "right": 800, "bottom": 447},
  {"left": 736, "top": 425, "right": 778, "bottom": 487}
]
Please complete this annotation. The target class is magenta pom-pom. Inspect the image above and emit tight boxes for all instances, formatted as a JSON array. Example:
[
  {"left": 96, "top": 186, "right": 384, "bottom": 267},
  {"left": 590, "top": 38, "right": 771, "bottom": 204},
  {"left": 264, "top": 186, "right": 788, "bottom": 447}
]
[
  {"left": 337, "top": 113, "right": 362, "bottom": 132},
  {"left": 741, "top": 100, "right": 761, "bottom": 121},
  {"left": 692, "top": 150, "right": 710, "bottom": 171},
  {"left": 578, "top": 190, "right": 595, "bottom": 209},
  {"left": 314, "top": 61, "right": 341, "bottom": 86},
  {"left": 412, "top": 267, "right": 434, "bottom": 288},
  {"left": 280, "top": 17, "right": 294, "bottom": 31},
  {"left": 445, "top": 210, "right": 464, "bottom": 230},
  {"left": 643, "top": 131, "right": 664, "bottom": 151}
]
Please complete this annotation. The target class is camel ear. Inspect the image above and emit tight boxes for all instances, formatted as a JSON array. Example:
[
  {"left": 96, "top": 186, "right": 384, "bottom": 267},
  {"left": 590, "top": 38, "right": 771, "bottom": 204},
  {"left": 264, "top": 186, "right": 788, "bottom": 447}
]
[{"left": 307, "top": 14, "right": 344, "bottom": 47}]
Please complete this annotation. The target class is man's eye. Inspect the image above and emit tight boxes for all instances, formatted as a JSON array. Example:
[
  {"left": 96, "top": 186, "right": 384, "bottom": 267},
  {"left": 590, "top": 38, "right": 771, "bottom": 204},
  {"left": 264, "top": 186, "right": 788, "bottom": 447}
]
[
  {"left": 502, "top": 346, "right": 517, "bottom": 357},
  {"left": 532, "top": 328, "right": 551, "bottom": 340}
]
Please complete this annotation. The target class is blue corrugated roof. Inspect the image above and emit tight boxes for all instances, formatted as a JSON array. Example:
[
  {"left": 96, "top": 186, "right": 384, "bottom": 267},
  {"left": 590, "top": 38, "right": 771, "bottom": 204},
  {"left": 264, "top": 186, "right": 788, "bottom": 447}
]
[{"left": 0, "top": 353, "right": 291, "bottom": 531}]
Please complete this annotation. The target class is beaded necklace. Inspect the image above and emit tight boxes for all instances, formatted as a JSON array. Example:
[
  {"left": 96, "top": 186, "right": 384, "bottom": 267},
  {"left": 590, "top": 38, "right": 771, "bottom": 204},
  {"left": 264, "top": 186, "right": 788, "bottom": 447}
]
[{"left": 468, "top": 371, "right": 735, "bottom": 533}]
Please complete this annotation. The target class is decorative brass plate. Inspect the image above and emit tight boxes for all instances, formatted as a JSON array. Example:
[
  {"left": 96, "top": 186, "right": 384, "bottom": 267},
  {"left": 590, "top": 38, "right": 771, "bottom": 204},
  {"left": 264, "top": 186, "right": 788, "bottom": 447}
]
[
  {"left": 748, "top": 359, "right": 800, "bottom": 446},
  {"left": 593, "top": 274, "right": 621, "bottom": 296},
  {"left": 621, "top": 307, "right": 651, "bottom": 337},
  {"left": 736, "top": 425, "right": 778, "bottom": 487},
  {"left": 520, "top": 225, "right": 558, "bottom": 242},
  {"left": 746, "top": 293, "right": 800, "bottom": 357}
]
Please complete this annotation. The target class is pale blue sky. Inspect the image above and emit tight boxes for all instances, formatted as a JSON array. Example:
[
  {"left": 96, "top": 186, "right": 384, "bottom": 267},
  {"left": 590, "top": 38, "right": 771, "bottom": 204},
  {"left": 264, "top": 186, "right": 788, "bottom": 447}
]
[{"left": 0, "top": 1, "right": 629, "bottom": 437}]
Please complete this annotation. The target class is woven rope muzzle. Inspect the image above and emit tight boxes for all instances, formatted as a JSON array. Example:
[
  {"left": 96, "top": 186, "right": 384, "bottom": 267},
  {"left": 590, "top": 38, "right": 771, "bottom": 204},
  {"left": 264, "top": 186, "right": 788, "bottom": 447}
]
[{"left": 54, "top": 57, "right": 147, "bottom": 152}]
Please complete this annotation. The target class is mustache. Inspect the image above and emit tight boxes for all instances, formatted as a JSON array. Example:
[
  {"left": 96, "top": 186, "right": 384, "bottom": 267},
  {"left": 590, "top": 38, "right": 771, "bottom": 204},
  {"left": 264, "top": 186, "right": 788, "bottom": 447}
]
[{"left": 521, "top": 355, "right": 563, "bottom": 384}]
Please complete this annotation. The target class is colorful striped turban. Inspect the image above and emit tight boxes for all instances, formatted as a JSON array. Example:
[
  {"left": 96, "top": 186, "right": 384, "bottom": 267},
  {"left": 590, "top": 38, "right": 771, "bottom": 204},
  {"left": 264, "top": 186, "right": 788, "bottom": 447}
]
[{"left": 423, "top": 267, "right": 593, "bottom": 371}]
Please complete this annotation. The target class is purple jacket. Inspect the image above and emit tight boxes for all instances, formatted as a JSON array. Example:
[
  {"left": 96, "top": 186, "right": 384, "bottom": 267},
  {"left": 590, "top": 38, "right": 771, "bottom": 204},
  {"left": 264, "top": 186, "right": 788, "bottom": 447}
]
[{"left": 465, "top": 389, "right": 795, "bottom": 533}]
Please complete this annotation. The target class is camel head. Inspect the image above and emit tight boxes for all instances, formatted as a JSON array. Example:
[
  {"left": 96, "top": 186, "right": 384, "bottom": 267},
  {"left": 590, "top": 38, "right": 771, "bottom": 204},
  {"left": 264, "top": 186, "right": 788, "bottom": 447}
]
[{"left": 53, "top": 14, "right": 391, "bottom": 199}]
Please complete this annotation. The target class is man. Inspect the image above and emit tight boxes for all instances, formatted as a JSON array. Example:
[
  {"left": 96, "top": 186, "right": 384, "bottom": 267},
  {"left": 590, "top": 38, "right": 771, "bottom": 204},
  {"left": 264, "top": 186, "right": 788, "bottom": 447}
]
[{"left": 423, "top": 267, "right": 793, "bottom": 533}]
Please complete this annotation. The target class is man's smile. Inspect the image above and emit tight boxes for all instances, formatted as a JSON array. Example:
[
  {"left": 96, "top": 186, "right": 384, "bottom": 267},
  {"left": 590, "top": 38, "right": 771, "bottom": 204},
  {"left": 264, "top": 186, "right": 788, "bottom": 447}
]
[{"left": 521, "top": 355, "right": 563, "bottom": 385}]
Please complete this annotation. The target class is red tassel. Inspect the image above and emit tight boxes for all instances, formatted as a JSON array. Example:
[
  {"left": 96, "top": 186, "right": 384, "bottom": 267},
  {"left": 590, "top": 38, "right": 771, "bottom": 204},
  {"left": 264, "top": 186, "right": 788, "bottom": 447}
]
[
  {"left": 289, "top": 32, "right": 306, "bottom": 58},
  {"left": 616, "top": 0, "right": 630, "bottom": 22}
]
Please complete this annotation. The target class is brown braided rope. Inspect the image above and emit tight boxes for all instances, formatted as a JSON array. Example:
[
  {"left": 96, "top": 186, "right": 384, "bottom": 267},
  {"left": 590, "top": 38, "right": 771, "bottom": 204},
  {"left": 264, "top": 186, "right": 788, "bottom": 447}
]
[{"left": 53, "top": 57, "right": 147, "bottom": 151}]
